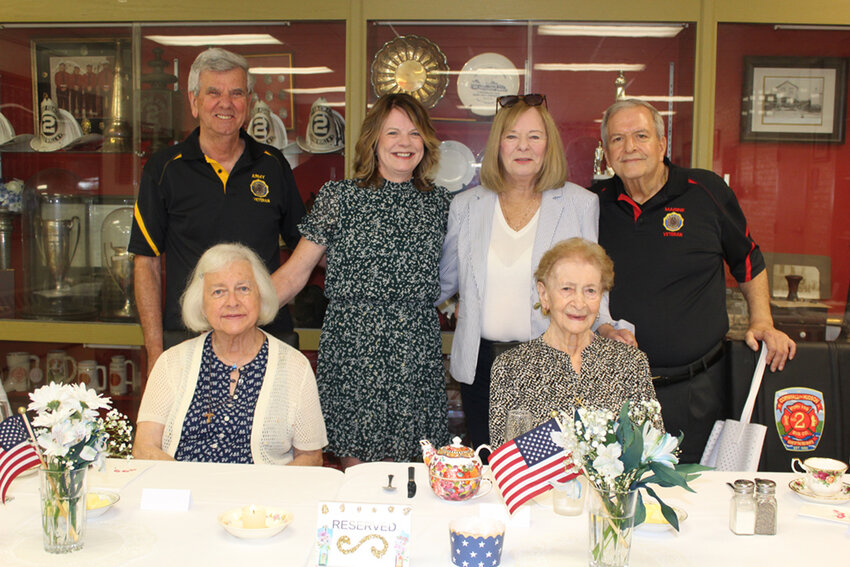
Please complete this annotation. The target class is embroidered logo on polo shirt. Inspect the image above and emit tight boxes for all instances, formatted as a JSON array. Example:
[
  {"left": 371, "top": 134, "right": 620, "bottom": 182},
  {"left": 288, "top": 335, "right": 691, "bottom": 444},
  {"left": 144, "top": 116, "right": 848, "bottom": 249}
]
[
  {"left": 250, "top": 179, "right": 270, "bottom": 199},
  {"left": 662, "top": 210, "right": 684, "bottom": 237}
]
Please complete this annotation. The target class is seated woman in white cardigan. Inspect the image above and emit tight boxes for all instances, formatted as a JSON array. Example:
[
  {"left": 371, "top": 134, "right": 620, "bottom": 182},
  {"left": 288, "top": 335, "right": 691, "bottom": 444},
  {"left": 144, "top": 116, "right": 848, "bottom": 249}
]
[{"left": 133, "top": 243, "right": 327, "bottom": 465}]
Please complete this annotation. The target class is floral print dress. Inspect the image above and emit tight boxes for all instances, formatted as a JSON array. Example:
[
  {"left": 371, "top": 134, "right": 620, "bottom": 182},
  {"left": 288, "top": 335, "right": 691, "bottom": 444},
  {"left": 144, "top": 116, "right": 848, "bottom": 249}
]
[{"left": 299, "top": 178, "right": 451, "bottom": 461}]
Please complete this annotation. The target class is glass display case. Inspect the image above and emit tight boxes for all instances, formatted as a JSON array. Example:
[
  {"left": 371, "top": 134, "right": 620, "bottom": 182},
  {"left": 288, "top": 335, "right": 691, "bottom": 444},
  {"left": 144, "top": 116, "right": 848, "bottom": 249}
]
[
  {"left": 0, "top": 20, "right": 347, "bottom": 418},
  {"left": 714, "top": 23, "right": 850, "bottom": 342},
  {"left": 366, "top": 21, "right": 696, "bottom": 191}
]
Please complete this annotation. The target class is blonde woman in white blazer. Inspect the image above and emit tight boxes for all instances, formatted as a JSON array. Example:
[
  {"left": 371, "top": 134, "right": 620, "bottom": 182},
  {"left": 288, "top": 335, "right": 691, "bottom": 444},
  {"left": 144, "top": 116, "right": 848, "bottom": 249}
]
[{"left": 438, "top": 94, "right": 635, "bottom": 454}]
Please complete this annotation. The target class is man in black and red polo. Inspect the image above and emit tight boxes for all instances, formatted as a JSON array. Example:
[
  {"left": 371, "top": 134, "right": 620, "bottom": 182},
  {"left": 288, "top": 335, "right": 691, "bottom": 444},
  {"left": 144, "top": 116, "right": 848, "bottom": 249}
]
[
  {"left": 591, "top": 99, "right": 796, "bottom": 462},
  {"left": 129, "top": 48, "right": 304, "bottom": 369}
]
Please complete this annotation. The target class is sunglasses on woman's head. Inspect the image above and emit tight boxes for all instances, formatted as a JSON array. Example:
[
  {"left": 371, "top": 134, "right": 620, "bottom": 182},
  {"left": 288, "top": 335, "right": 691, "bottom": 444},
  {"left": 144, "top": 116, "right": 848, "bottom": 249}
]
[{"left": 496, "top": 93, "right": 548, "bottom": 111}]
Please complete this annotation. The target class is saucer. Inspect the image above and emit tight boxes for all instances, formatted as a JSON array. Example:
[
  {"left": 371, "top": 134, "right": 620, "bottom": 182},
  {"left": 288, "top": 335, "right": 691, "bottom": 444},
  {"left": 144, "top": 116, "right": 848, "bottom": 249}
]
[
  {"left": 789, "top": 478, "right": 850, "bottom": 503},
  {"left": 87, "top": 491, "right": 120, "bottom": 518},
  {"left": 218, "top": 506, "right": 293, "bottom": 539}
]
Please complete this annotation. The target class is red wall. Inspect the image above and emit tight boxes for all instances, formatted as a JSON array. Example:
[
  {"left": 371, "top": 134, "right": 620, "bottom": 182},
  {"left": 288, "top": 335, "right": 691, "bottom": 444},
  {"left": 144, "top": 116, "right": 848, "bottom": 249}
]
[{"left": 714, "top": 24, "right": 850, "bottom": 313}]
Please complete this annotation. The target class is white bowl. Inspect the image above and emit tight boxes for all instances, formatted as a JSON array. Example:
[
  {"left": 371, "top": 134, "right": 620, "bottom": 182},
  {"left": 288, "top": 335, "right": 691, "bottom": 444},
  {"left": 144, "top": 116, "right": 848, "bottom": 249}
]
[
  {"left": 218, "top": 506, "right": 293, "bottom": 539},
  {"left": 87, "top": 491, "right": 120, "bottom": 518}
]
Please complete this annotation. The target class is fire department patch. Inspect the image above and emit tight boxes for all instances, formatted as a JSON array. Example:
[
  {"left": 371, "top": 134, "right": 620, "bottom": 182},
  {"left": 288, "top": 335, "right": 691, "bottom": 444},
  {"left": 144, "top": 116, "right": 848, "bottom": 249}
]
[
  {"left": 774, "top": 387, "right": 824, "bottom": 452},
  {"left": 250, "top": 179, "right": 270, "bottom": 198},
  {"left": 662, "top": 211, "right": 684, "bottom": 232}
]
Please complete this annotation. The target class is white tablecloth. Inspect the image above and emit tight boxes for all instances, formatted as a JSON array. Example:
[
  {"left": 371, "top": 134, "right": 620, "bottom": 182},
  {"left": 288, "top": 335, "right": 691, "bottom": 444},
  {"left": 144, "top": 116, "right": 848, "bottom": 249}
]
[{"left": 1, "top": 460, "right": 848, "bottom": 566}]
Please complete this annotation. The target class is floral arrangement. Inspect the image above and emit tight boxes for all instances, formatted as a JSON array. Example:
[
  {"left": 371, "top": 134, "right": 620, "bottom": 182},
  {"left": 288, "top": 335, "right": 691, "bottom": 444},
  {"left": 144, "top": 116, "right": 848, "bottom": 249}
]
[
  {"left": 555, "top": 399, "right": 708, "bottom": 529},
  {"left": 98, "top": 409, "right": 134, "bottom": 459},
  {"left": 28, "top": 382, "right": 112, "bottom": 471}
]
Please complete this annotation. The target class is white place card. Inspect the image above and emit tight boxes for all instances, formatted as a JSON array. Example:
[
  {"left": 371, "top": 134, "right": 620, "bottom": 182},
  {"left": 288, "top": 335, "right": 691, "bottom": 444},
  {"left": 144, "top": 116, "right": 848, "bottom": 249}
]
[
  {"left": 315, "top": 501, "right": 412, "bottom": 567},
  {"left": 140, "top": 488, "right": 192, "bottom": 511},
  {"left": 798, "top": 503, "right": 850, "bottom": 525}
]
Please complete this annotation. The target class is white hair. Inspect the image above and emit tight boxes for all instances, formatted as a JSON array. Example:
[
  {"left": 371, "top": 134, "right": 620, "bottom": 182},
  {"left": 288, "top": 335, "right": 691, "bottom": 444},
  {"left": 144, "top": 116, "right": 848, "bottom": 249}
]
[
  {"left": 187, "top": 48, "right": 255, "bottom": 96},
  {"left": 600, "top": 99, "right": 665, "bottom": 149},
  {"left": 180, "top": 243, "right": 278, "bottom": 333}
]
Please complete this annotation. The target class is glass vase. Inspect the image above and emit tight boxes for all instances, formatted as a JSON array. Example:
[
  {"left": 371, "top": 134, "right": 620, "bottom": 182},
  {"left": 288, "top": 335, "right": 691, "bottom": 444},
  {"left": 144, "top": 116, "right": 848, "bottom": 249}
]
[
  {"left": 39, "top": 466, "right": 88, "bottom": 553},
  {"left": 587, "top": 485, "right": 638, "bottom": 567}
]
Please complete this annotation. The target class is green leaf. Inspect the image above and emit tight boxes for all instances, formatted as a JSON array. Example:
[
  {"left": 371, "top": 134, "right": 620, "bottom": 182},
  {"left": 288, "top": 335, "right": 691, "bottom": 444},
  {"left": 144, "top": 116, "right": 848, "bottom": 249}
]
[
  {"left": 643, "top": 485, "right": 680, "bottom": 531},
  {"left": 620, "top": 418, "right": 644, "bottom": 472},
  {"left": 617, "top": 401, "right": 634, "bottom": 447},
  {"left": 634, "top": 491, "right": 647, "bottom": 526},
  {"left": 644, "top": 461, "right": 693, "bottom": 491}
]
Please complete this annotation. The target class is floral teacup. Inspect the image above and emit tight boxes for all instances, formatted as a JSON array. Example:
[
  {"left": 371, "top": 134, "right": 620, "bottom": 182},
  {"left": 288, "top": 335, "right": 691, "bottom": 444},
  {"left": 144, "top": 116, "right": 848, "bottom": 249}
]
[{"left": 791, "top": 457, "right": 848, "bottom": 496}]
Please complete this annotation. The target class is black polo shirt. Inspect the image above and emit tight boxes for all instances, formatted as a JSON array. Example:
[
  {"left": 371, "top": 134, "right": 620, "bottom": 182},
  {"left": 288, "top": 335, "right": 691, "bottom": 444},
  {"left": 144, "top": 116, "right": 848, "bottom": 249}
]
[
  {"left": 590, "top": 158, "right": 765, "bottom": 368},
  {"left": 129, "top": 127, "right": 305, "bottom": 332}
]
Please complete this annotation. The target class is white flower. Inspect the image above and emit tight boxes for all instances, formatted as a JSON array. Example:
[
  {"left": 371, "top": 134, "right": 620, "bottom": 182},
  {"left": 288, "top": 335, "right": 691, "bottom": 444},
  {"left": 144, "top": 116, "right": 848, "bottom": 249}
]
[
  {"left": 593, "top": 442, "right": 624, "bottom": 481},
  {"left": 31, "top": 405, "right": 75, "bottom": 428},
  {"left": 28, "top": 382, "right": 72, "bottom": 413},
  {"left": 79, "top": 444, "right": 98, "bottom": 461},
  {"left": 641, "top": 422, "right": 679, "bottom": 468}
]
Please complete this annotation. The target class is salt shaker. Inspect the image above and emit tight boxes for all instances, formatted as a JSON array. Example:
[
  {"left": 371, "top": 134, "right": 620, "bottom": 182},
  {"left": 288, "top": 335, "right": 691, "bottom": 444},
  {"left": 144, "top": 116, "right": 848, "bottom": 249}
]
[
  {"left": 754, "top": 478, "right": 777, "bottom": 535},
  {"left": 729, "top": 479, "right": 756, "bottom": 535}
]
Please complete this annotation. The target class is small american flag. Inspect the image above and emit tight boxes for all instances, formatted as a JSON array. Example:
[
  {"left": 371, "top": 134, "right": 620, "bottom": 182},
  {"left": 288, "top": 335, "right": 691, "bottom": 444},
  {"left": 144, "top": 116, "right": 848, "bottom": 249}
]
[
  {"left": 0, "top": 414, "right": 41, "bottom": 503},
  {"left": 489, "top": 419, "right": 577, "bottom": 514}
]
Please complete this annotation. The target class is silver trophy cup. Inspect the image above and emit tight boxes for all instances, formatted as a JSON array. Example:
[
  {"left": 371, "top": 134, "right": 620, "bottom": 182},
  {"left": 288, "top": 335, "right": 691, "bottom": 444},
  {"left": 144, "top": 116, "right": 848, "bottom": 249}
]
[{"left": 36, "top": 216, "right": 80, "bottom": 295}]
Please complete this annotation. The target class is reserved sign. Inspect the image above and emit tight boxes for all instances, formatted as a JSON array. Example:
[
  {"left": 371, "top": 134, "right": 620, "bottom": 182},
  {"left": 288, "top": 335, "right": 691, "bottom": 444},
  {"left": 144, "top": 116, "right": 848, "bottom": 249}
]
[{"left": 315, "top": 501, "right": 411, "bottom": 567}]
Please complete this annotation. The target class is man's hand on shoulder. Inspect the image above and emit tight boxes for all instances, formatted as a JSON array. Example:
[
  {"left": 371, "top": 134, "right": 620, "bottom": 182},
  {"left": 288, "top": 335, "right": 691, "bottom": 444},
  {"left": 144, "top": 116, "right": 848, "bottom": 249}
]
[
  {"left": 745, "top": 323, "right": 796, "bottom": 372},
  {"left": 597, "top": 324, "right": 638, "bottom": 347}
]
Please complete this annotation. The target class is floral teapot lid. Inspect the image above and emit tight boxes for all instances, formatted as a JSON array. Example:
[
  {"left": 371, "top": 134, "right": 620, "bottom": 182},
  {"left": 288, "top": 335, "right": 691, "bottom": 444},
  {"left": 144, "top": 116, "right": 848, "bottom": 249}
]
[{"left": 421, "top": 436, "right": 485, "bottom": 480}]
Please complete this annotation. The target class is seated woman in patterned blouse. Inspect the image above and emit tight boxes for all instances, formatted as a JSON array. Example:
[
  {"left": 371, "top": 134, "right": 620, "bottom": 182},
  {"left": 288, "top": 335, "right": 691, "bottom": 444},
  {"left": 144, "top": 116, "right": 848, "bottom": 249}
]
[
  {"left": 489, "top": 238, "right": 661, "bottom": 447},
  {"left": 133, "top": 243, "right": 327, "bottom": 465}
]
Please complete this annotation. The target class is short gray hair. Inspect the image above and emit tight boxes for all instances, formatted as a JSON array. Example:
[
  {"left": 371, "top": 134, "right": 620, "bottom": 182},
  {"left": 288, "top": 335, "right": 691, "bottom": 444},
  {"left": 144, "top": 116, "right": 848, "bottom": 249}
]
[
  {"left": 180, "top": 243, "right": 278, "bottom": 333},
  {"left": 600, "top": 99, "right": 665, "bottom": 149},
  {"left": 187, "top": 48, "right": 255, "bottom": 96}
]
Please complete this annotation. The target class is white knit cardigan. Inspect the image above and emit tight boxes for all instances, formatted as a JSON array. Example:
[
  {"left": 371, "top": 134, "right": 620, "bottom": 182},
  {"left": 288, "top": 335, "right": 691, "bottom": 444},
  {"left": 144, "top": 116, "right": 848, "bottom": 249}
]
[{"left": 137, "top": 330, "right": 328, "bottom": 465}]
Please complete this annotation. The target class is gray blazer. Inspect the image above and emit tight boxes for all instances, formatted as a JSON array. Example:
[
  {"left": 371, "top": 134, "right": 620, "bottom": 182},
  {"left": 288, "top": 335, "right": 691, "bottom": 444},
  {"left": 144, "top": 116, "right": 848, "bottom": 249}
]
[{"left": 439, "top": 182, "right": 623, "bottom": 384}]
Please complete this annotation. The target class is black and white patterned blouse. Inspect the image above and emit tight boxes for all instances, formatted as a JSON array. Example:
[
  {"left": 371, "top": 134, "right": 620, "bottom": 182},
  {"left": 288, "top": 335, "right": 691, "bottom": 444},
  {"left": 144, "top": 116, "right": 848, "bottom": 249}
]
[
  {"left": 175, "top": 334, "right": 269, "bottom": 463},
  {"left": 488, "top": 334, "right": 660, "bottom": 447}
]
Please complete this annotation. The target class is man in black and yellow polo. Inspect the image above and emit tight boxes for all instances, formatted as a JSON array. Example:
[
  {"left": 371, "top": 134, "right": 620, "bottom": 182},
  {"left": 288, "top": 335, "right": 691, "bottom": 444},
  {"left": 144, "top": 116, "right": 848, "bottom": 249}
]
[
  {"left": 591, "top": 99, "right": 796, "bottom": 462},
  {"left": 129, "top": 48, "right": 304, "bottom": 369}
]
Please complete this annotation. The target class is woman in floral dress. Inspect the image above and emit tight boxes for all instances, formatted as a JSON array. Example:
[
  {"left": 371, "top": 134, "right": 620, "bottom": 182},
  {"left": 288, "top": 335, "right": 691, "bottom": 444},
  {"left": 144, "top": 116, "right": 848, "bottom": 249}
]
[{"left": 273, "top": 93, "right": 450, "bottom": 467}]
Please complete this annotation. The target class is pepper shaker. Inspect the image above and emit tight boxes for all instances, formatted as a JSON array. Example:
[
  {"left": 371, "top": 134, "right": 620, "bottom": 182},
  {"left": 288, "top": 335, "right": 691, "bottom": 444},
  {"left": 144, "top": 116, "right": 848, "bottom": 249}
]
[
  {"left": 729, "top": 479, "right": 756, "bottom": 535},
  {"left": 754, "top": 478, "right": 777, "bottom": 535}
]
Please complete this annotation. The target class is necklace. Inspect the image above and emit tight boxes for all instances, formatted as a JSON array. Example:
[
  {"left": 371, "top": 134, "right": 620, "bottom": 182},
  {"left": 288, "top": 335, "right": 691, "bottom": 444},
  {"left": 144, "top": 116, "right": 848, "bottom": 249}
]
[{"left": 499, "top": 192, "right": 541, "bottom": 231}]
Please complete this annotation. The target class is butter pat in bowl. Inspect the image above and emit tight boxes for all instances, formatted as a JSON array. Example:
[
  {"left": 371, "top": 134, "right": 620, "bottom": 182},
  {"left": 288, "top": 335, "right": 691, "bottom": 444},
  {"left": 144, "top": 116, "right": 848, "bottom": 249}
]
[
  {"left": 86, "top": 491, "right": 120, "bottom": 518},
  {"left": 637, "top": 502, "right": 687, "bottom": 532},
  {"left": 218, "top": 505, "right": 293, "bottom": 539}
]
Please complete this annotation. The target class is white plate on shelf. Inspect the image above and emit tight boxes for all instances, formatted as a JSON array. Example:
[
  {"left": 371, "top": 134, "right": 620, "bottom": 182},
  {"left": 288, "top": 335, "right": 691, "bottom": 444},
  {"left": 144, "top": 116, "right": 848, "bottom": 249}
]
[
  {"left": 789, "top": 477, "right": 850, "bottom": 504},
  {"left": 434, "top": 140, "right": 476, "bottom": 192},
  {"left": 457, "top": 52, "right": 520, "bottom": 116}
]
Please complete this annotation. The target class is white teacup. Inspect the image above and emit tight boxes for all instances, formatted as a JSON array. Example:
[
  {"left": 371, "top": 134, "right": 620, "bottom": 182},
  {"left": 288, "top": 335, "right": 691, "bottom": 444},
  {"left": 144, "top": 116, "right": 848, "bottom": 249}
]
[
  {"left": 78, "top": 360, "right": 107, "bottom": 392},
  {"left": 791, "top": 457, "right": 848, "bottom": 496}
]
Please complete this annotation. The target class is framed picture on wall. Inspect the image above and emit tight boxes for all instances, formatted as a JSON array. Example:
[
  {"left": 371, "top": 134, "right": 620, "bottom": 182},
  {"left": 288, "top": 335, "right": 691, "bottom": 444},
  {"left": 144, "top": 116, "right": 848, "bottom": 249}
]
[
  {"left": 244, "top": 53, "right": 295, "bottom": 131},
  {"left": 741, "top": 56, "right": 848, "bottom": 143},
  {"left": 31, "top": 38, "right": 133, "bottom": 135}
]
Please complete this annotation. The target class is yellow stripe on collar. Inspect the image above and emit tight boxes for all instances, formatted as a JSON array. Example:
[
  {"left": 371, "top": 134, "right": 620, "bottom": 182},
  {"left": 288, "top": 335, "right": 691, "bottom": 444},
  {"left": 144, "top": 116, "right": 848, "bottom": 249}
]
[{"left": 205, "top": 155, "right": 229, "bottom": 190}]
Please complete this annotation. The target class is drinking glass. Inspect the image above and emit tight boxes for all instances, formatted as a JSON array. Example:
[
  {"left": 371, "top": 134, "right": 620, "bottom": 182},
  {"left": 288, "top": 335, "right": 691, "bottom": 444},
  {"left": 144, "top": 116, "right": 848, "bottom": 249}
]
[{"left": 504, "top": 408, "right": 534, "bottom": 441}]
